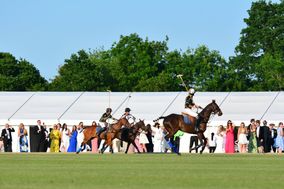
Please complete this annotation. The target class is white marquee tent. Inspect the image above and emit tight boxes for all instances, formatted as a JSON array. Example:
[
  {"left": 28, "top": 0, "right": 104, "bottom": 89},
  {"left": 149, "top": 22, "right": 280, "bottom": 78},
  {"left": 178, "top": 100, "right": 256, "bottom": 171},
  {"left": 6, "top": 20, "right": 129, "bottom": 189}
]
[
  {"left": 0, "top": 91, "right": 283, "bottom": 126},
  {"left": 0, "top": 91, "right": 283, "bottom": 153}
]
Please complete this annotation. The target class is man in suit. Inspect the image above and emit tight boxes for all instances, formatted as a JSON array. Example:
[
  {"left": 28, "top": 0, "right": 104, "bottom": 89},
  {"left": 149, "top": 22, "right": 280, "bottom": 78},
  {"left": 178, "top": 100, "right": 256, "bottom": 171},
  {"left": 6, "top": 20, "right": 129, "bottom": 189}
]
[
  {"left": 269, "top": 123, "right": 277, "bottom": 153},
  {"left": 34, "top": 120, "right": 47, "bottom": 152},
  {"left": 1, "top": 123, "right": 15, "bottom": 152},
  {"left": 262, "top": 120, "right": 271, "bottom": 153},
  {"left": 256, "top": 120, "right": 264, "bottom": 153}
]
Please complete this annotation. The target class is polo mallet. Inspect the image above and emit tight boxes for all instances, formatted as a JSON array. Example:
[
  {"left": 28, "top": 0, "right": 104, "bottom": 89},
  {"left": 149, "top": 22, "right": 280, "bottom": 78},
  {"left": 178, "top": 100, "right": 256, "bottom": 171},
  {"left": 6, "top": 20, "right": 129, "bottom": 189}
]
[
  {"left": 107, "top": 90, "right": 111, "bottom": 109},
  {"left": 176, "top": 74, "right": 189, "bottom": 91}
]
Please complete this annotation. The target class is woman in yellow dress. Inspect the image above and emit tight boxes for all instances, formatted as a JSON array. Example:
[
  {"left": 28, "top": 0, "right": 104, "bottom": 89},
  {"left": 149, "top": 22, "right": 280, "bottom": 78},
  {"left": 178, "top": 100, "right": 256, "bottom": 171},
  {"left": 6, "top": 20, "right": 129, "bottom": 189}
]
[{"left": 50, "top": 124, "right": 61, "bottom": 152}]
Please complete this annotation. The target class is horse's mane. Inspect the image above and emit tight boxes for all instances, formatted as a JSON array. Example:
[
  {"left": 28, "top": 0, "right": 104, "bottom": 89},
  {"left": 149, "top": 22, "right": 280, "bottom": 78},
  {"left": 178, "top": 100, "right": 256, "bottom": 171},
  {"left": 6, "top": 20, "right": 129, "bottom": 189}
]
[{"left": 199, "top": 101, "right": 215, "bottom": 120}]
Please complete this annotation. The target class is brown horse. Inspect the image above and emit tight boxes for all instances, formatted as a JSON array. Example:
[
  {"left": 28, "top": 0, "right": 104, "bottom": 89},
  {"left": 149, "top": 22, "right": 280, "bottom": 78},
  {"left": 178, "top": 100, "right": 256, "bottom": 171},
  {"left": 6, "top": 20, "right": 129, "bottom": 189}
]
[
  {"left": 76, "top": 118, "right": 130, "bottom": 154},
  {"left": 76, "top": 121, "right": 99, "bottom": 153},
  {"left": 155, "top": 100, "right": 222, "bottom": 154},
  {"left": 115, "top": 120, "right": 147, "bottom": 154},
  {"left": 99, "top": 118, "right": 131, "bottom": 154}
]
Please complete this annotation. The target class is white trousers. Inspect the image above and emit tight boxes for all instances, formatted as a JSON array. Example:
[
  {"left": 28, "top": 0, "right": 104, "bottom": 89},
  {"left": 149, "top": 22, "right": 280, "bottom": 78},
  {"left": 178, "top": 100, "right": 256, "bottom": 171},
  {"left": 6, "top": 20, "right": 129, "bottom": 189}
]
[{"left": 182, "top": 108, "right": 198, "bottom": 118}]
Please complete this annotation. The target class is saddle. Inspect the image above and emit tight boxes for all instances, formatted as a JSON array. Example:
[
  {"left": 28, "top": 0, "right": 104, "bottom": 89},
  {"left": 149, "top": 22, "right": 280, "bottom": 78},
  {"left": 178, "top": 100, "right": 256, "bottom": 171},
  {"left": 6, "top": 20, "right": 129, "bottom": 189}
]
[{"left": 183, "top": 115, "right": 192, "bottom": 125}]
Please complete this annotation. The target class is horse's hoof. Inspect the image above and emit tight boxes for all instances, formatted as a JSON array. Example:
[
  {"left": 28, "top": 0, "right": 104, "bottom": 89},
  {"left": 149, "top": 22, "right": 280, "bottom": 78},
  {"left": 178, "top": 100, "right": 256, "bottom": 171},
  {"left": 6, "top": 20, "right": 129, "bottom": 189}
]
[{"left": 177, "top": 152, "right": 181, "bottom": 156}]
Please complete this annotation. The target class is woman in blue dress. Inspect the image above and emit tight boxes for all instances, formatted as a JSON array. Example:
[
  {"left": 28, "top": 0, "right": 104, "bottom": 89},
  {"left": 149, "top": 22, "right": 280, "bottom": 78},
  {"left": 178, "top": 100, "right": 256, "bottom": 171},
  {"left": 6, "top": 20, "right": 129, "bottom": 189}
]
[
  {"left": 275, "top": 122, "right": 284, "bottom": 154},
  {"left": 67, "top": 125, "right": 77, "bottom": 152},
  {"left": 18, "top": 123, "right": 28, "bottom": 152}
]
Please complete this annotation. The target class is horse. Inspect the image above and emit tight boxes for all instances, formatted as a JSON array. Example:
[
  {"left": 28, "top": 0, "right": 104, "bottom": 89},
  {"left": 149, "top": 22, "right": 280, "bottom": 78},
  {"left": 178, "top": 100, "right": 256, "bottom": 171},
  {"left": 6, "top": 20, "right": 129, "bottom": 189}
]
[
  {"left": 98, "top": 117, "right": 131, "bottom": 154},
  {"left": 76, "top": 121, "right": 99, "bottom": 154},
  {"left": 115, "top": 120, "right": 147, "bottom": 154},
  {"left": 154, "top": 100, "right": 222, "bottom": 154},
  {"left": 76, "top": 118, "right": 130, "bottom": 154}
]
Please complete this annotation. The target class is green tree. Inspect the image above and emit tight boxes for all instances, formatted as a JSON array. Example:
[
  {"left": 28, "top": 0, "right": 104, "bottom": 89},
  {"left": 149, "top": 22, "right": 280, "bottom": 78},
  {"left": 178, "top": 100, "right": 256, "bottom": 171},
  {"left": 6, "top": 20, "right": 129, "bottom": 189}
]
[
  {"left": 231, "top": 0, "right": 284, "bottom": 91},
  {"left": 0, "top": 52, "right": 47, "bottom": 91},
  {"left": 164, "top": 46, "right": 229, "bottom": 91},
  {"left": 109, "top": 33, "right": 168, "bottom": 91},
  {"left": 49, "top": 49, "right": 114, "bottom": 91}
]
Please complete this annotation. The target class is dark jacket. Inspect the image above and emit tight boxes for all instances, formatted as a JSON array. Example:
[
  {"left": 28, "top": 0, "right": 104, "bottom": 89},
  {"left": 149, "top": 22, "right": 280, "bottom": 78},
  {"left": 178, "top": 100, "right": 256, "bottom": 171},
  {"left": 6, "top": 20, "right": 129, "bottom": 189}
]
[{"left": 1, "top": 128, "right": 15, "bottom": 144}]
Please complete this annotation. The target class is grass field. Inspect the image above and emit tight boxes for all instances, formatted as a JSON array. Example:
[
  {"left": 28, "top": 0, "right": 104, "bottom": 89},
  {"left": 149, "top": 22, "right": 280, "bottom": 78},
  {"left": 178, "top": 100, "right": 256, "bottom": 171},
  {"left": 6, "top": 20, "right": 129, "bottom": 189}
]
[{"left": 0, "top": 153, "right": 283, "bottom": 189}]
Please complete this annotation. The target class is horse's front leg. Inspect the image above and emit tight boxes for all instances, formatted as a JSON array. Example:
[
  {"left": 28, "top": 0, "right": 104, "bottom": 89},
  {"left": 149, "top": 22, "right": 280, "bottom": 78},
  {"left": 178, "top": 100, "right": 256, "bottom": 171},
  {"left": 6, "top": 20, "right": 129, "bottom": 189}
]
[
  {"left": 125, "top": 142, "right": 131, "bottom": 154},
  {"left": 190, "top": 133, "right": 205, "bottom": 154},
  {"left": 199, "top": 134, "right": 207, "bottom": 154},
  {"left": 100, "top": 141, "right": 108, "bottom": 154},
  {"left": 76, "top": 141, "right": 86, "bottom": 154}
]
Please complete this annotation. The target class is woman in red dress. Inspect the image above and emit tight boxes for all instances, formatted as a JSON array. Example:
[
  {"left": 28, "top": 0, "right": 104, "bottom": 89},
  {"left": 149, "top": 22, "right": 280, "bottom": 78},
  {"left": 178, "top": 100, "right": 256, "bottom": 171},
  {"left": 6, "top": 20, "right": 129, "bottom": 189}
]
[{"left": 225, "top": 120, "right": 235, "bottom": 153}]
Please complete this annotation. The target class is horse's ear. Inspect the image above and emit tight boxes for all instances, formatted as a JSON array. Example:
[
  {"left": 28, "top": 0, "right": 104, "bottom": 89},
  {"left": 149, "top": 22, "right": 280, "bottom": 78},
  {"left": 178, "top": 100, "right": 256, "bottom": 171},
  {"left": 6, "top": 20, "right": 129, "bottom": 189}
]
[{"left": 212, "top": 99, "right": 216, "bottom": 103}]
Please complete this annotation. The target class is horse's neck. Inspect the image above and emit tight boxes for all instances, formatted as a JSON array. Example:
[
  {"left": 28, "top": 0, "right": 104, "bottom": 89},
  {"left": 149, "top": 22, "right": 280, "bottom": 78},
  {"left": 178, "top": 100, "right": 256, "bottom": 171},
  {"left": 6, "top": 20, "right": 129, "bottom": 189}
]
[
  {"left": 199, "top": 104, "right": 213, "bottom": 122},
  {"left": 131, "top": 124, "right": 140, "bottom": 132},
  {"left": 113, "top": 121, "right": 124, "bottom": 130}
]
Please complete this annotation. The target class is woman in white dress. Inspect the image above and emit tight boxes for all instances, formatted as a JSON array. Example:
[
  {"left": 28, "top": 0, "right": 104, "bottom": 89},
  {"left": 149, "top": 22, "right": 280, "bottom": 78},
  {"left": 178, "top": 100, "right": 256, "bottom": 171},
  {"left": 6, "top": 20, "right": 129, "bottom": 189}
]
[
  {"left": 215, "top": 125, "right": 226, "bottom": 153},
  {"left": 238, "top": 122, "right": 248, "bottom": 153},
  {"left": 60, "top": 123, "right": 70, "bottom": 152},
  {"left": 76, "top": 122, "right": 84, "bottom": 152},
  {"left": 139, "top": 130, "right": 149, "bottom": 153},
  {"left": 152, "top": 123, "right": 164, "bottom": 153}
]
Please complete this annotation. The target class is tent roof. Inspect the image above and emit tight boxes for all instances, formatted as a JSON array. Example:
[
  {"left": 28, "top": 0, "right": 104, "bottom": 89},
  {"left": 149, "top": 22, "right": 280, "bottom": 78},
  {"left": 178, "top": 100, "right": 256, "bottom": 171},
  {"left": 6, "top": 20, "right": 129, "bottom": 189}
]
[{"left": 1, "top": 91, "right": 283, "bottom": 126}]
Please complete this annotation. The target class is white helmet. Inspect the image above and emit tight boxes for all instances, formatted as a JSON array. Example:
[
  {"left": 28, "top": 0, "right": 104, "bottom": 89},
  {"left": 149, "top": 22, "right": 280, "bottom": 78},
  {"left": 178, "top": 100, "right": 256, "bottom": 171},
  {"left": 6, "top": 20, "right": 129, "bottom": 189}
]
[{"left": 189, "top": 88, "right": 195, "bottom": 95}]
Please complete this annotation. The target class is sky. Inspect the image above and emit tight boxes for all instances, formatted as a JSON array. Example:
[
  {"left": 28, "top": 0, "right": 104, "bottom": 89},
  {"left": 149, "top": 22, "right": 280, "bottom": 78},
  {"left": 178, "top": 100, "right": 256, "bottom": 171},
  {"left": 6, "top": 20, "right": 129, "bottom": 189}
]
[{"left": 0, "top": 0, "right": 280, "bottom": 81}]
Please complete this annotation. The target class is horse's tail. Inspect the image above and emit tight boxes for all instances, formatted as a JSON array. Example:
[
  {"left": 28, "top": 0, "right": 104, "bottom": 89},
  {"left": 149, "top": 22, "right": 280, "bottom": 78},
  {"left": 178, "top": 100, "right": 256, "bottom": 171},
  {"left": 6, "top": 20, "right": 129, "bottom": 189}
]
[{"left": 153, "top": 116, "right": 166, "bottom": 122}]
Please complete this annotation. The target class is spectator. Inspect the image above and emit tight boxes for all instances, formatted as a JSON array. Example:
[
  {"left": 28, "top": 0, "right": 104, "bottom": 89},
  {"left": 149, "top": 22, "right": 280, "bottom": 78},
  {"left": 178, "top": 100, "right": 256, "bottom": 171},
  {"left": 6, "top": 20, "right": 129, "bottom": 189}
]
[
  {"left": 270, "top": 123, "right": 277, "bottom": 153},
  {"left": 50, "top": 124, "right": 61, "bottom": 152},
  {"left": 275, "top": 122, "right": 284, "bottom": 154},
  {"left": 0, "top": 137, "right": 4, "bottom": 152},
  {"left": 256, "top": 120, "right": 264, "bottom": 153},
  {"left": 145, "top": 124, "right": 154, "bottom": 153},
  {"left": 42, "top": 123, "right": 49, "bottom": 152},
  {"left": 139, "top": 130, "right": 149, "bottom": 153},
  {"left": 60, "top": 123, "right": 70, "bottom": 152},
  {"left": 1, "top": 123, "right": 15, "bottom": 152},
  {"left": 67, "top": 125, "right": 78, "bottom": 152},
  {"left": 34, "top": 120, "right": 46, "bottom": 152},
  {"left": 237, "top": 122, "right": 248, "bottom": 153},
  {"left": 248, "top": 122, "right": 257, "bottom": 153},
  {"left": 152, "top": 122, "right": 164, "bottom": 153},
  {"left": 247, "top": 118, "right": 255, "bottom": 141},
  {"left": 225, "top": 120, "right": 235, "bottom": 153},
  {"left": 215, "top": 125, "right": 225, "bottom": 153},
  {"left": 208, "top": 132, "right": 217, "bottom": 153},
  {"left": 76, "top": 122, "right": 84, "bottom": 152},
  {"left": 262, "top": 120, "right": 271, "bottom": 153},
  {"left": 18, "top": 123, "right": 28, "bottom": 152}
]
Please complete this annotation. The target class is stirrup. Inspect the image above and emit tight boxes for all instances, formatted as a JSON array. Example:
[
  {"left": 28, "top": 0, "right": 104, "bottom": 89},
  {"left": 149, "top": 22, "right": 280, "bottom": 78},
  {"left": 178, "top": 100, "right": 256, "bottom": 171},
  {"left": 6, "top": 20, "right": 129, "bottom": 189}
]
[{"left": 195, "top": 126, "right": 200, "bottom": 132}]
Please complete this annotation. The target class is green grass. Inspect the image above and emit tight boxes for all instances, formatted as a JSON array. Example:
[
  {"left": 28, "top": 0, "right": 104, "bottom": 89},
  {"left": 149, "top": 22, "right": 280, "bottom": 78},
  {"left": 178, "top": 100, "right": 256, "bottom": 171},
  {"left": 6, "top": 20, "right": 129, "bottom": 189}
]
[{"left": 0, "top": 153, "right": 283, "bottom": 189}]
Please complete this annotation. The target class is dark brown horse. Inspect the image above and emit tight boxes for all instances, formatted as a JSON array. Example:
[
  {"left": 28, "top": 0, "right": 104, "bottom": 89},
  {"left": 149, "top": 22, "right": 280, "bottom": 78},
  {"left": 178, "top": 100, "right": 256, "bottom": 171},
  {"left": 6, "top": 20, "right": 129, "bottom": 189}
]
[
  {"left": 155, "top": 100, "right": 222, "bottom": 154},
  {"left": 99, "top": 118, "right": 131, "bottom": 154},
  {"left": 115, "top": 120, "right": 147, "bottom": 154},
  {"left": 76, "top": 118, "right": 130, "bottom": 154}
]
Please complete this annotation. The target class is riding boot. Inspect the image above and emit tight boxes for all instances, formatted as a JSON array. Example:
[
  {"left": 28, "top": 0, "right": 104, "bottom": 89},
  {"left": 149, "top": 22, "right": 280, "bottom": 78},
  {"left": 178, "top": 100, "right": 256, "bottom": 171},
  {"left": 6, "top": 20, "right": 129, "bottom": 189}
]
[{"left": 195, "top": 117, "right": 201, "bottom": 132}]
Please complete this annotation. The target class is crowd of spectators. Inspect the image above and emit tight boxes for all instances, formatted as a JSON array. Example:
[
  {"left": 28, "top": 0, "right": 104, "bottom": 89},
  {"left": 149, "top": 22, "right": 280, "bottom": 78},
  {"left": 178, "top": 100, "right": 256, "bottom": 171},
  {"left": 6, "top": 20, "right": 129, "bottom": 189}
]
[
  {"left": 0, "top": 118, "right": 283, "bottom": 154},
  {"left": 209, "top": 119, "right": 284, "bottom": 154}
]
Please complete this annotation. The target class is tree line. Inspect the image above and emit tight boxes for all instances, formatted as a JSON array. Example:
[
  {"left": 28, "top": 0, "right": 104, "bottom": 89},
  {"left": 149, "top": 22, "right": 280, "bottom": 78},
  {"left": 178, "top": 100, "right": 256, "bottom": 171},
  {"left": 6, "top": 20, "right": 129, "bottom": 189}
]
[{"left": 1, "top": 1, "right": 283, "bottom": 92}]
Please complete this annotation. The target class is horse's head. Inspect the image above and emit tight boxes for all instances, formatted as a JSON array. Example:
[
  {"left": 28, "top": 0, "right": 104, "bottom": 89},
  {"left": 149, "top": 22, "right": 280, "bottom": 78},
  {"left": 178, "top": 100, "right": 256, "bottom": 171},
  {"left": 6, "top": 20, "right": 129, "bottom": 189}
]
[
  {"left": 136, "top": 119, "right": 147, "bottom": 130},
  {"left": 211, "top": 100, "right": 223, "bottom": 116}
]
